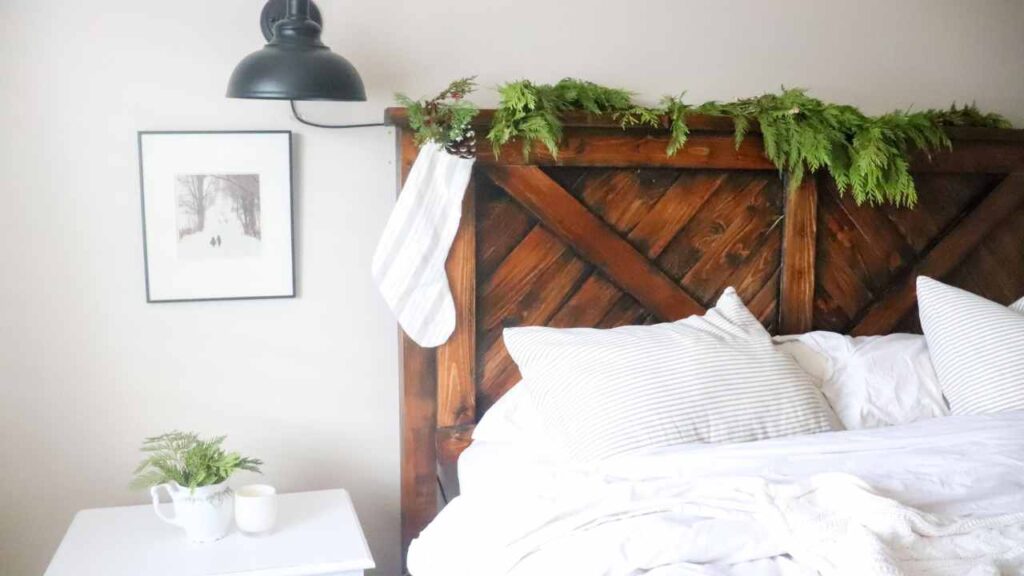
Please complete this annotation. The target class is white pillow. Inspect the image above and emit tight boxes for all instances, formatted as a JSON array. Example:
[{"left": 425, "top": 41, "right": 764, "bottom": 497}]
[
  {"left": 775, "top": 332, "right": 948, "bottom": 429},
  {"left": 917, "top": 276, "right": 1024, "bottom": 415},
  {"left": 503, "top": 288, "right": 835, "bottom": 461},
  {"left": 472, "top": 382, "right": 545, "bottom": 443}
]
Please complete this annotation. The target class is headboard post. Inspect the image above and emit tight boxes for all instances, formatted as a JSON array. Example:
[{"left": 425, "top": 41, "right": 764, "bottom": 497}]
[{"left": 779, "top": 176, "right": 819, "bottom": 334}]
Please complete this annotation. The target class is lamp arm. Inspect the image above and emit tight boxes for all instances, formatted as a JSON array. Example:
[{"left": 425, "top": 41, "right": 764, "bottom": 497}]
[{"left": 289, "top": 100, "right": 385, "bottom": 129}]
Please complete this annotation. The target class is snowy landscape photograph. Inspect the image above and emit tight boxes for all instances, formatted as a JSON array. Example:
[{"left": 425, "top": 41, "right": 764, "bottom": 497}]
[
  {"left": 175, "top": 174, "right": 262, "bottom": 260},
  {"left": 139, "top": 131, "right": 294, "bottom": 302}
]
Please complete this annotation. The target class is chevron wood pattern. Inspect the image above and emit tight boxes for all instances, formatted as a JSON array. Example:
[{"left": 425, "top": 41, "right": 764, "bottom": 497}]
[{"left": 387, "top": 108, "right": 1024, "bottom": 568}]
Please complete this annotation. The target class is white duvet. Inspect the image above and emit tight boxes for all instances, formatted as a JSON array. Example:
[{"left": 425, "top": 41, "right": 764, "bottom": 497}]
[{"left": 409, "top": 412, "right": 1024, "bottom": 576}]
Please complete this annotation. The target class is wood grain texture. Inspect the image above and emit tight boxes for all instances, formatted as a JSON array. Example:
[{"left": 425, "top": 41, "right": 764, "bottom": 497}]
[
  {"left": 436, "top": 182, "right": 477, "bottom": 428},
  {"left": 399, "top": 332, "right": 437, "bottom": 566},
  {"left": 779, "top": 177, "right": 818, "bottom": 334},
  {"left": 484, "top": 165, "right": 705, "bottom": 321},
  {"left": 852, "top": 173, "right": 1024, "bottom": 335}
]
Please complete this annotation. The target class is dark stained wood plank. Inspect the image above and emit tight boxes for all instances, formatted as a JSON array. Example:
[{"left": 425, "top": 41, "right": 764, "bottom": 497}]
[
  {"left": 657, "top": 173, "right": 759, "bottom": 283},
  {"left": 911, "top": 141, "right": 1024, "bottom": 174},
  {"left": 399, "top": 333, "right": 437, "bottom": 565},
  {"left": 948, "top": 202, "right": 1024, "bottom": 305},
  {"left": 779, "top": 177, "right": 818, "bottom": 334},
  {"left": 833, "top": 185, "right": 917, "bottom": 291},
  {"left": 682, "top": 177, "right": 782, "bottom": 302},
  {"left": 813, "top": 190, "right": 879, "bottom": 323},
  {"left": 748, "top": 268, "right": 781, "bottom": 330},
  {"left": 485, "top": 165, "right": 704, "bottom": 321},
  {"left": 436, "top": 184, "right": 476, "bottom": 428},
  {"left": 598, "top": 292, "right": 650, "bottom": 328},
  {"left": 479, "top": 248, "right": 590, "bottom": 407},
  {"left": 479, "top": 226, "right": 568, "bottom": 331},
  {"left": 885, "top": 174, "right": 994, "bottom": 252},
  {"left": 726, "top": 226, "right": 783, "bottom": 306},
  {"left": 852, "top": 173, "right": 1024, "bottom": 335},
  {"left": 575, "top": 169, "right": 680, "bottom": 234},
  {"left": 396, "top": 129, "right": 438, "bottom": 570},
  {"left": 398, "top": 131, "right": 418, "bottom": 181},
  {"left": 541, "top": 166, "right": 590, "bottom": 195},
  {"left": 630, "top": 172, "right": 727, "bottom": 259},
  {"left": 477, "top": 173, "right": 536, "bottom": 278},
  {"left": 481, "top": 133, "right": 776, "bottom": 170},
  {"left": 549, "top": 274, "right": 624, "bottom": 328}
]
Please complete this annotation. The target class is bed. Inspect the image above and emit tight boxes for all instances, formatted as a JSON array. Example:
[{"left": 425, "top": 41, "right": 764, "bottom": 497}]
[{"left": 385, "top": 108, "right": 1024, "bottom": 574}]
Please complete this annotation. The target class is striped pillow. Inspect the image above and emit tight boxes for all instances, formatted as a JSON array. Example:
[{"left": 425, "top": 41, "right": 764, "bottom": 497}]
[
  {"left": 503, "top": 288, "right": 835, "bottom": 461},
  {"left": 917, "top": 276, "right": 1024, "bottom": 415}
]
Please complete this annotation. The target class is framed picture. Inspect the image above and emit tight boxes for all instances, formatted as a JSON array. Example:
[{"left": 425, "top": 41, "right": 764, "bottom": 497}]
[{"left": 138, "top": 131, "right": 294, "bottom": 302}]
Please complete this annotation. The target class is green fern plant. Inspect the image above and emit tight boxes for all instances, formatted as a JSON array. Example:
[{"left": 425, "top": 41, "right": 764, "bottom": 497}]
[
  {"left": 395, "top": 77, "right": 479, "bottom": 148},
  {"left": 130, "top": 432, "right": 262, "bottom": 491}
]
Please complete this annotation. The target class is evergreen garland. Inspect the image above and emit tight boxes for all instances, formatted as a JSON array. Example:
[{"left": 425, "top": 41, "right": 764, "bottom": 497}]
[
  {"left": 395, "top": 78, "right": 1013, "bottom": 207},
  {"left": 488, "top": 78, "right": 658, "bottom": 159}
]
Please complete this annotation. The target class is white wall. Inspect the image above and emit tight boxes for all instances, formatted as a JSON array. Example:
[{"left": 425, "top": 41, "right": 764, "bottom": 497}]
[{"left": 1, "top": 1, "right": 1022, "bottom": 574}]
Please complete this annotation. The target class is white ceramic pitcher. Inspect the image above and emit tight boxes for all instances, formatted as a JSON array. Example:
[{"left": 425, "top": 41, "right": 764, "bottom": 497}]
[{"left": 150, "top": 481, "right": 234, "bottom": 543}]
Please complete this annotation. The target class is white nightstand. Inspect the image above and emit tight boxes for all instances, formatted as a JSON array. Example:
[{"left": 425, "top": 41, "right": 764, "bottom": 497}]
[{"left": 45, "top": 489, "right": 375, "bottom": 576}]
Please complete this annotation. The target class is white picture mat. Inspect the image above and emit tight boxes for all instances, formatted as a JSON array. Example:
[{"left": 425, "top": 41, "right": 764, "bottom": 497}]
[{"left": 139, "top": 132, "right": 294, "bottom": 301}]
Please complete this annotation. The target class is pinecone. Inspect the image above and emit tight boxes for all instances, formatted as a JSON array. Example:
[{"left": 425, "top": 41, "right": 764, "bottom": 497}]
[{"left": 444, "top": 129, "right": 476, "bottom": 159}]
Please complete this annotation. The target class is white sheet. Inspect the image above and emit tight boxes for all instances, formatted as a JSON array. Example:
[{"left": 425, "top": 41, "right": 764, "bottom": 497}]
[{"left": 410, "top": 412, "right": 1024, "bottom": 576}]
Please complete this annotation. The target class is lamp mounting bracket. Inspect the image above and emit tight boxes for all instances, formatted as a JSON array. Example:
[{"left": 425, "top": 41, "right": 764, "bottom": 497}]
[{"left": 260, "top": 0, "right": 324, "bottom": 42}]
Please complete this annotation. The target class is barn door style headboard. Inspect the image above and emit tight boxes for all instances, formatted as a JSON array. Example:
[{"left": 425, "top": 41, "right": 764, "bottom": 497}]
[{"left": 386, "top": 108, "right": 1024, "bottom": 565}]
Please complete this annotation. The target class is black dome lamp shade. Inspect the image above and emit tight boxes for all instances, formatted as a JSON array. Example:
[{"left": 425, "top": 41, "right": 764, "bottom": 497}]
[{"left": 228, "top": 0, "right": 381, "bottom": 128}]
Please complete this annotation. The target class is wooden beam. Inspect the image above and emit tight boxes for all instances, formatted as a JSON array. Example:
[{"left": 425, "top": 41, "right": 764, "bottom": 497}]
[
  {"left": 436, "top": 181, "right": 477, "bottom": 428},
  {"left": 399, "top": 333, "right": 437, "bottom": 567},
  {"left": 779, "top": 177, "right": 818, "bottom": 334},
  {"left": 397, "top": 129, "right": 437, "bottom": 571},
  {"left": 476, "top": 133, "right": 775, "bottom": 170},
  {"left": 910, "top": 141, "right": 1024, "bottom": 174},
  {"left": 852, "top": 173, "right": 1024, "bottom": 335},
  {"left": 484, "top": 166, "right": 704, "bottom": 321},
  {"left": 386, "top": 108, "right": 1024, "bottom": 173}
]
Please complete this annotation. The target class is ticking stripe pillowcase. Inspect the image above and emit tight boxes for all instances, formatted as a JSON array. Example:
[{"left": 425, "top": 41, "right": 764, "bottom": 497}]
[
  {"left": 503, "top": 288, "right": 835, "bottom": 461},
  {"left": 917, "top": 276, "right": 1024, "bottom": 415}
]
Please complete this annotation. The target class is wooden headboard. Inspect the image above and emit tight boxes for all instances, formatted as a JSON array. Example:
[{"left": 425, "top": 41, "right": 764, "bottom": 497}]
[{"left": 386, "top": 108, "right": 1024, "bottom": 565}]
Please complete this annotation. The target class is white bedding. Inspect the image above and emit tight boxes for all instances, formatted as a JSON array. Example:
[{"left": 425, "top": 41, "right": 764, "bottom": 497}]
[{"left": 409, "top": 412, "right": 1024, "bottom": 576}]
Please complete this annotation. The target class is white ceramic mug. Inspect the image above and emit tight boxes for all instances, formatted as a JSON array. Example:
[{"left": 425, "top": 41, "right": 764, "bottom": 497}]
[{"left": 234, "top": 484, "right": 278, "bottom": 535}]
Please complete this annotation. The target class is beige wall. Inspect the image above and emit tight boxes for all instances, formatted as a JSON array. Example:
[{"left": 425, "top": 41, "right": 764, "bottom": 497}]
[{"left": 1, "top": 1, "right": 1023, "bottom": 574}]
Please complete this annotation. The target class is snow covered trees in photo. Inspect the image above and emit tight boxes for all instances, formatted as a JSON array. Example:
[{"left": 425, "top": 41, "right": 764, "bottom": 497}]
[{"left": 175, "top": 174, "right": 262, "bottom": 260}]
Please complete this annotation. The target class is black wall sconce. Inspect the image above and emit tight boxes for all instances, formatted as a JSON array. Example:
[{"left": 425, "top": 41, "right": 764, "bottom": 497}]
[{"left": 227, "top": 0, "right": 383, "bottom": 129}]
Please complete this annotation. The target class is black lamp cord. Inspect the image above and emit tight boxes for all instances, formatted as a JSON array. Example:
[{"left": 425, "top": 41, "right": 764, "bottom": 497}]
[{"left": 289, "top": 100, "right": 385, "bottom": 129}]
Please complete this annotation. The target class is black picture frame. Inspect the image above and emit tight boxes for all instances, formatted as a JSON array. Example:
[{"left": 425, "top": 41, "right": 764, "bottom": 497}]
[{"left": 137, "top": 130, "right": 296, "bottom": 303}]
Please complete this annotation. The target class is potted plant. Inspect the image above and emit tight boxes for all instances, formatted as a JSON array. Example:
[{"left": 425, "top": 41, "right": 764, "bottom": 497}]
[{"left": 131, "top": 431, "right": 262, "bottom": 543}]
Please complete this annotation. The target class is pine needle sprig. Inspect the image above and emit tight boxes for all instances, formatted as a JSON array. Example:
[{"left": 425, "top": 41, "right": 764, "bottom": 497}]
[{"left": 395, "top": 77, "right": 479, "bottom": 149}]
